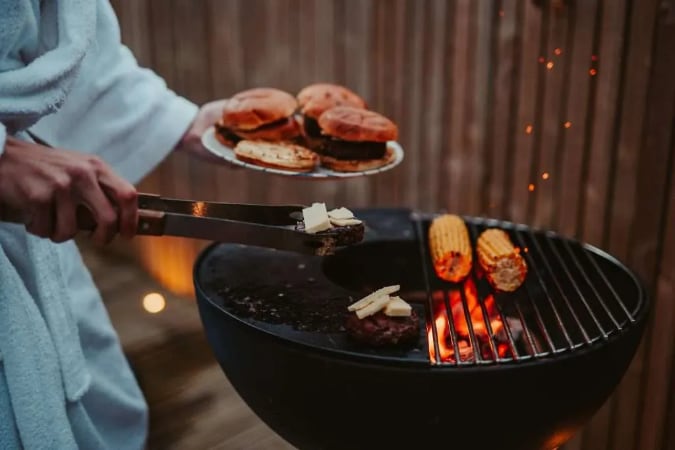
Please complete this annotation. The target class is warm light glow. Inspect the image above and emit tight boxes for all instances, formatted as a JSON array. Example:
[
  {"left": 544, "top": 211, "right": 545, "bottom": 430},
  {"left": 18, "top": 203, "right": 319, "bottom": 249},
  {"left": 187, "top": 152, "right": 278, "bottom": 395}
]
[
  {"left": 134, "top": 236, "right": 203, "bottom": 298},
  {"left": 538, "top": 56, "right": 545, "bottom": 63},
  {"left": 564, "top": 121, "right": 572, "bottom": 129},
  {"left": 192, "top": 201, "right": 208, "bottom": 217},
  {"left": 589, "top": 68, "right": 598, "bottom": 76},
  {"left": 428, "top": 280, "right": 508, "bottom": 363},
  {"left": 542, "top": 172, "right": 550, "bottom": 180},
  {"left": 546, "top": 61, "right": 554, "bottom": 70},
  {"left": 528, "top": 183, "right": 535, "bottom": 192},
  {"left": 525, "top": 124, "right": 533, "bottom": 134},
  {"left": 143, "top": 292, "right": 166, "bottom": 313},
  {"left": 428, "top": 291, "right": 454, "bottom": 361},
  {"left": 554, "top": 48, "right": 562, "bottom": 56},
  {"left": 591, "top": 54, "right": 598, "bottom": 61}
]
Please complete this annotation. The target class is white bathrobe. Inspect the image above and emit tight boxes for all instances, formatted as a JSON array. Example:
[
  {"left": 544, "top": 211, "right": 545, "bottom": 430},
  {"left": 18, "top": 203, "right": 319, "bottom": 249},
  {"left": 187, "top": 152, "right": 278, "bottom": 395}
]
[{"left": 0, "top": 1, "right": 198, "bottom": 448}]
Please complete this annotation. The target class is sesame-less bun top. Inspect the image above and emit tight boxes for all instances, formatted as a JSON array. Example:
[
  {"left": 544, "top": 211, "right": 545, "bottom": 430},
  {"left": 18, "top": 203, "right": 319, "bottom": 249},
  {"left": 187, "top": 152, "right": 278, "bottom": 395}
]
[
  {"left": 221, "top": 88, "right": 298, "bottom": 130},
  {"left": 318, "top": 106, "right": 398, "bottom": 142},
  {"left": 297, "top": 83, "right": 366, "bottom": 119}
]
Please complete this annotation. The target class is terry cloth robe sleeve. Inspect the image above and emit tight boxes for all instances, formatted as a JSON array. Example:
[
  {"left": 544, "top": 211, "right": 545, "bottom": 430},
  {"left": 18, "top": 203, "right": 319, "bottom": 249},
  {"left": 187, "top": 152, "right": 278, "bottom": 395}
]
[
  {"left": 31, "top": 0, "right": 198, "bottom": 185},
  {"left": 0, "top": 123, "right": 5, "bottom": 157}
]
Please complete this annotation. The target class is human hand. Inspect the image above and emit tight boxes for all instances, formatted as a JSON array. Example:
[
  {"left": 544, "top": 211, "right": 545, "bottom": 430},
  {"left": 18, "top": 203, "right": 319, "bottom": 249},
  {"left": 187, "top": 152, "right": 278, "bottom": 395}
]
[
  {"left": 176, "top": 99, "right": 241, "bottom": 166},
  {"left": 0, "top": 137, "right": 138, "bottom": 244}
]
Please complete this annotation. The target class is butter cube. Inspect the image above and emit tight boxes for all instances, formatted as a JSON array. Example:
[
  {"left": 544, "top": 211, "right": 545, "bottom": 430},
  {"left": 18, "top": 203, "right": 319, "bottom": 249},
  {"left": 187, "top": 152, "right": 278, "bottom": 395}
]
[
  {"left": 384, "top": 296, "right": 412, "bottom": 317},
  {"left": 303, "top": 203, "right": 332, "bottom": 234}
]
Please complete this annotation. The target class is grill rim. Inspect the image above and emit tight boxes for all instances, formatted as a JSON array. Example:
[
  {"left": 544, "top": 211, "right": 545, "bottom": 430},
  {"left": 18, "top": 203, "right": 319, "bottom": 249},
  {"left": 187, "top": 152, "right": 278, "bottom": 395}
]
[{"left": 193, "top": 213, "right": 649, "bottom": 370}]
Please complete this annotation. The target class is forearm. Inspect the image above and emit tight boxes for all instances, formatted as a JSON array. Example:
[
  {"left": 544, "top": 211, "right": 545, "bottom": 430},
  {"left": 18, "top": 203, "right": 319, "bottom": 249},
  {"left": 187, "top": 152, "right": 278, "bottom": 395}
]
[{"left": 28, "top": 1, "right": 198, "bottom": 185}]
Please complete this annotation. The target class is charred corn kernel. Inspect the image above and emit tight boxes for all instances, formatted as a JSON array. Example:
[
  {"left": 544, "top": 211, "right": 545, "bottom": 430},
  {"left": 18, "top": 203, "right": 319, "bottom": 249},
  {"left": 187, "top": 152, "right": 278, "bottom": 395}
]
[
  {"left": 428, "top": 214, "right": 472, "bottom": 282},
  {"left": 476, "top": 228, "right": 528, "bottom": 292}
]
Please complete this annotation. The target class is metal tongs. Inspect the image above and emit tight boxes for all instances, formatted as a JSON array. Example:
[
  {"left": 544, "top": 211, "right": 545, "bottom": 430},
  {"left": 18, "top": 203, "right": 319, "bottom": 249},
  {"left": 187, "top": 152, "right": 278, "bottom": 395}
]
[
  {"left": 1, "top": 133, "right": 346, "bottom": 255},
  {"left": 0, "top": 194, "right": 343, "bottom": 256},
  {"left": 134, "top": 194, "right": 340, "bottom": 255}
]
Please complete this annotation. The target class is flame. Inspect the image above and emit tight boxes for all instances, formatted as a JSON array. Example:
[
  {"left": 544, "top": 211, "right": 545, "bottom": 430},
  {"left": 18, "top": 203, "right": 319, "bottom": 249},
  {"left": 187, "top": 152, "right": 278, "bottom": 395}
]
[
  {"left": 428, "top": 291, "right": 454, "bottom": 361},
  {"left": 428, "top": 278, "right": 509, "bottom": 363}
]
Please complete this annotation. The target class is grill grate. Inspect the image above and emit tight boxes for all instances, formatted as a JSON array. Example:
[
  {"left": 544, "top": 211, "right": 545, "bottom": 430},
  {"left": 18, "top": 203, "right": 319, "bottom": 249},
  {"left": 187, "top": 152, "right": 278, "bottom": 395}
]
[{"left": 416, "top": 216, "right": 641, "bottom": 366}]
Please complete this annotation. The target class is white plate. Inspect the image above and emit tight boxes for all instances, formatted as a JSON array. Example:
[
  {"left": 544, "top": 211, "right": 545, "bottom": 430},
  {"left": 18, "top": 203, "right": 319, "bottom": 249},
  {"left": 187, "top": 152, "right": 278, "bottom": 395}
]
[{"left": 201, "top": 126, "right": 404, "bottom": 179}]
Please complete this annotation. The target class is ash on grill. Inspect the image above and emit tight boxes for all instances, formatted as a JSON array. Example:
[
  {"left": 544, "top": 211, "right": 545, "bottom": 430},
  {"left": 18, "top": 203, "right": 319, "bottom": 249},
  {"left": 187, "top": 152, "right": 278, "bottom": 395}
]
[{"left": 216, "top": 284, "right": 350, "bottom": 333}]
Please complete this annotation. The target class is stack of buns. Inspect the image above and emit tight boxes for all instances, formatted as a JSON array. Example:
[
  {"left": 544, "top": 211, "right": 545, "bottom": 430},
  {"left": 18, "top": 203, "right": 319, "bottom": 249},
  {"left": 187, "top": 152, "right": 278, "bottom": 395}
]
[{"left": 214, "top": 83, "right": 399, "bottom": 173}]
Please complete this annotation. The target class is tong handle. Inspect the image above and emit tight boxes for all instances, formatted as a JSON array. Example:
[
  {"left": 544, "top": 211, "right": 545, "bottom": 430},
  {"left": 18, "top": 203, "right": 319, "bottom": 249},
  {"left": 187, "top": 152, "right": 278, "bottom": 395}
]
[{"left": 0, "top": 205, "right": 167, "bottom": 236}]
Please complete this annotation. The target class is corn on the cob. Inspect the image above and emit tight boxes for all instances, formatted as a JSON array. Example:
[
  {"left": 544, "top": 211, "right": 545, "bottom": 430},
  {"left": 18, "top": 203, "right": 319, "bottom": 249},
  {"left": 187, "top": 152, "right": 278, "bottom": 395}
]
[
  {"left": 476, "top": 228, "right": 527, "bottom": 292},
  {"left": 428, "top": 214, "right": 472, "bottom": 283}
]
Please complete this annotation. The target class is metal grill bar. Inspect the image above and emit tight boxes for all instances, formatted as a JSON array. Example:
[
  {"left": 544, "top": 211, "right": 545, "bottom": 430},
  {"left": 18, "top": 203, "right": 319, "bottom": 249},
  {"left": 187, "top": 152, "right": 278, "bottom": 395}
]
[
  {"left": 442, "top": 290, "right": 467, "bottom": 365},
  {"left": 526, "top": 231, "right": 592, "bottom": 345},
  {"left": 561, "top": 240, "right": 623, "bottom": 329},
  {"left": 514, "top": 300, "right": 543, "bottom": 357},
  {"left": 574, "top": 241, "right": 636, "bottom": 323},
  {"left": 415, "top": 219, "right": 444, "bottom": 365},
  {"left": 474, "top": 288, "right": 504, "bottom": 361},
  {"left": 414, "top": 214, "right": 641, "bottom": 366},
  {"left": 513, "top": 230, "right": 576, "bottom": 349},
  {"left": 545, "top": 237, "right": 609, "bottom": 339},
  {"left": 458, "top": 286, "right": 485, "bottom": 363}
]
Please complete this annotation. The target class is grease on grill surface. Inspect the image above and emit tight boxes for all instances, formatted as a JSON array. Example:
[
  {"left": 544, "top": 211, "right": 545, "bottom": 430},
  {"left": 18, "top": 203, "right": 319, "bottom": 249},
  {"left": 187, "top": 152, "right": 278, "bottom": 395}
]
[
  {"left": 206, "top": 247, "right": 351, "bottom": 333},
  {"left": 216, "top": 283, "right": 349, "bottom": 333}
]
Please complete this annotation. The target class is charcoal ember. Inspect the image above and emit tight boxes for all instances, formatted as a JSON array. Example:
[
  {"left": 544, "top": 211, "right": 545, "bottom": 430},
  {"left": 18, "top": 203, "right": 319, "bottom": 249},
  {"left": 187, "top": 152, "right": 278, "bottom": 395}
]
[{"left": 345, "top": 310, "right": 420, "bottom": 347}]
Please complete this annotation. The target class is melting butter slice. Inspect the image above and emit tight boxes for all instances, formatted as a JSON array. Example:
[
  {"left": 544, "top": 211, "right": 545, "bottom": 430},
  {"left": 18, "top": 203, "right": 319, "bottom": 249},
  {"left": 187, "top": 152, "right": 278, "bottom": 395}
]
[
  {"left": 328, "top": 207, "right": 355, "bottom": 220},
  {"left": 355, "top": 294, "right": 392, "bottom": 319},
  {"left": 302, "top": 202, "right": 332, "bottom": 234},
  {"left": 330, "top": 217, "right": 362, "bottom": 227},
  {"left": 347, "top": 285, "right": 400, "bottom": 311},
  {"left": 384, "top": 296, "right": 412, "bottom": 317}
]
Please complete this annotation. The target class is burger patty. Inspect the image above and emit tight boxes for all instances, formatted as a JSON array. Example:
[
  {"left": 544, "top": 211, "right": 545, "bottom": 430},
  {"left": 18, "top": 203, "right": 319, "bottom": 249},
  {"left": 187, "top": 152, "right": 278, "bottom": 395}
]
[
  {"left": 346, "top": 309, "right": 420, "bottom": 347},
  {"left": 303, "top": 116, "right": 323, "bottom": 138},
  {"left": 296, "top": 221, "right": 365, "bottom": 247},
  {"left": 316, "top": 138, "right": 387, "bottom": 160},
  {"left": 215, "top": 121, "right": 242, "bottom": 145}
]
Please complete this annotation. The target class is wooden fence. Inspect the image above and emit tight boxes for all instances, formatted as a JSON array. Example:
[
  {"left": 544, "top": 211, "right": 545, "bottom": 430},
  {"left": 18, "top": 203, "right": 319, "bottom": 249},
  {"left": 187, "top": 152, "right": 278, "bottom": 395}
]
[{"left": 110, "top": 1, "right": 675, "bottom": 449}]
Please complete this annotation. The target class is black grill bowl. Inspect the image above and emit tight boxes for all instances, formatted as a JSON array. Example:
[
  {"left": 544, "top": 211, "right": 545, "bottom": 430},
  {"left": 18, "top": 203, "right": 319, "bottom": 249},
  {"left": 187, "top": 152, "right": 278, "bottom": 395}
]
[{"left": 193, "top": 209, "right": 649, "bottom": 450}]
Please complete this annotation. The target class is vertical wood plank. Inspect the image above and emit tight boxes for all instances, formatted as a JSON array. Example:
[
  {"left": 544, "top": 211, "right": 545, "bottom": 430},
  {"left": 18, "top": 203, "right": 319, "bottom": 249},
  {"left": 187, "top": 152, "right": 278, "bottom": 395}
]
[
  {"left": 530, "top": 2, "right": 571, "bottom": 229},
  {"left": 508, "top": 0, "right": 544, "bottom": 223},
  {"left": 579, "top": 0, "right": 628, "bottom": 247},
  {"left": 606, "top": 0, "right": 660, "bottom": 262},
  {"left": 399, "top": 0, "right": 425, "bottom": 210},
  {"left": 468, "top": 0, "right": 493, "bottom": 215},
  {"left": 445, "top": 0, "right": 471, "bottom": 213},
  {"left": 485, "top": 0, "right": 518, "bottom": 219},
  {"left": 435, "top": 0, "right": 457, "bottom": 211},
  {"left": 417, "top": 0, "right": 447, "bottom": 212},
  {"left": 555, "top": 1, "right": 599, "bottom": 237}
]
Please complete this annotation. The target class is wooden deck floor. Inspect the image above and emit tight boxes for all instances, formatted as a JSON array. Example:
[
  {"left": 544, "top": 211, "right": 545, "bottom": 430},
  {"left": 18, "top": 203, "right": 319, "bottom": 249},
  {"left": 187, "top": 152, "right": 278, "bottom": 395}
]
[{"left": 80, "top": 241, "right": 295, "bottom": 450}]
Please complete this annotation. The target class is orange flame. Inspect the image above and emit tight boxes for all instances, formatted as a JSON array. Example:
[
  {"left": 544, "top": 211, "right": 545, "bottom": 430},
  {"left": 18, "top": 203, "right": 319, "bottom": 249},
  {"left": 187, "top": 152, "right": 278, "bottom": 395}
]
[{"left": 428, "top": 278, "right": 509, "bottom": 363}]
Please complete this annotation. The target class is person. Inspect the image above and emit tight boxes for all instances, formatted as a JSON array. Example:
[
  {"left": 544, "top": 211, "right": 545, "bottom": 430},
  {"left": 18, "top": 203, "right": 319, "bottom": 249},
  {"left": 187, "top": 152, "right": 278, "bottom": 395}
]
[{"left": 0, "top": 1, "right": 229, "bottom": 448}]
